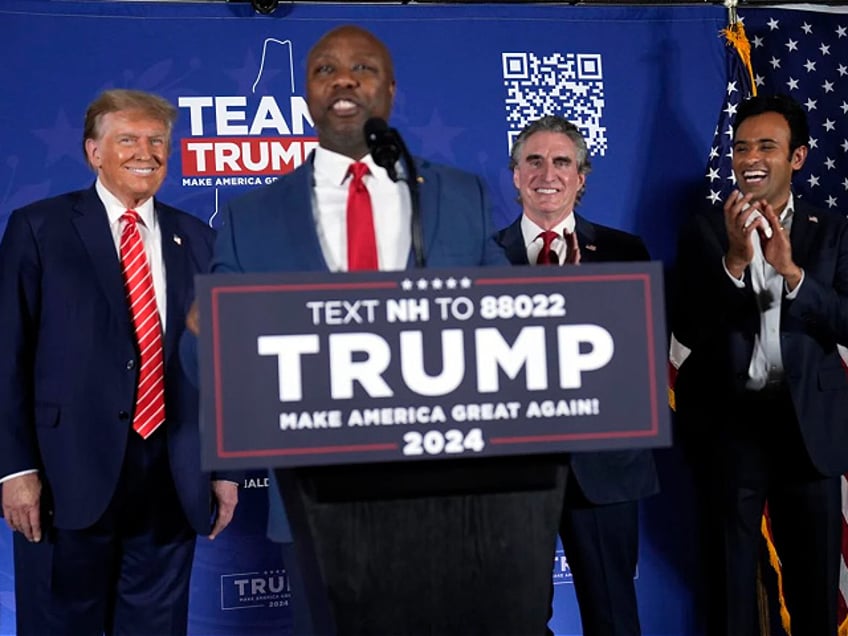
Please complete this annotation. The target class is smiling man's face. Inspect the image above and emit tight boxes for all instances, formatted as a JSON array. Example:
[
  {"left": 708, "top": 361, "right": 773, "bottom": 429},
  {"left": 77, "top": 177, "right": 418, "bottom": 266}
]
[
  {"left": 85, "top": 109, "right": 169, "bottom": 209},
  {"left": 732, "top": 110, "right": 806, "bottom": 212},
  {"left": 513, "top": 130, "right": 586, "bottom": 228}
]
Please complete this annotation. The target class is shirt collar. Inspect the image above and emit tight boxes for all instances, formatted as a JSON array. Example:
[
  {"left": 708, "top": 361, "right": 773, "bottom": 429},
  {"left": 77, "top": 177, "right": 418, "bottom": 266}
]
[
  {"left": 520, "top": 212, "right": 576, "bottom": 248},
  {"left": 313, "top": 145, "right": 391, "bottom": 186},
  {"left": 95, "top": 178, "right": 156, "bottom": 230}
]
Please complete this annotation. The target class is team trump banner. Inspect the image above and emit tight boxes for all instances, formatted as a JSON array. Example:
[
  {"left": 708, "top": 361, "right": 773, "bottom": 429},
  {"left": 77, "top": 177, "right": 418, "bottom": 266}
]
[{"left": 198, "top": 263, "right": 669, "bottom": 470}]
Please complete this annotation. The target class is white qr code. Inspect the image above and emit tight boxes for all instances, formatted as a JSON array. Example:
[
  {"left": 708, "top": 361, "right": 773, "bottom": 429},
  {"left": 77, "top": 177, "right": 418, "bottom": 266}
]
[{"left": 503, "top": 52, "right": 607, "bottom": 156}]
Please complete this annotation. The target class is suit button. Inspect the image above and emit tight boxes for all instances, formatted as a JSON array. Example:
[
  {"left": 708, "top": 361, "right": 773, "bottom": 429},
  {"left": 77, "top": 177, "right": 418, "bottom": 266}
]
[
  {"left": 126, "top": 360, "right": 135, "bottom": 370},
  {"left": 118, "top": 411, "right": 130, "bottom": 421}
]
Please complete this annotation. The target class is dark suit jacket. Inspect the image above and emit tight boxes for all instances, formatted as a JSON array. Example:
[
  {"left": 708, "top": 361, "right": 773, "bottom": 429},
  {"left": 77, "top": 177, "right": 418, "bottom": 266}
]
[
  {"left": 673, "top": 198, "right": 848, "bottom": 477},
  {"left": 495, "top": 213, "right": 659, "bottom": 504},
  {"left": 0, "top": 185, "right": 220, "bottom": 534},
  {"left": 211, "top": 153, "right": 508, "bottom": 541}
]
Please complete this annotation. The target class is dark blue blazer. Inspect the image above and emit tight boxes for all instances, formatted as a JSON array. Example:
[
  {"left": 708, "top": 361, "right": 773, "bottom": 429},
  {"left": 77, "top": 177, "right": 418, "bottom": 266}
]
[
  {"left": 495, "top": 213, "right": 659, "bottom": 504},
  {"left": 0, "top": 185, "right": 221, "bottom": 534},
  {"left": 673, "top": 198, "right": 848, "bottom": 477},
  {"left": 211, "top": 154, "right": 508, "bottom": 540}
]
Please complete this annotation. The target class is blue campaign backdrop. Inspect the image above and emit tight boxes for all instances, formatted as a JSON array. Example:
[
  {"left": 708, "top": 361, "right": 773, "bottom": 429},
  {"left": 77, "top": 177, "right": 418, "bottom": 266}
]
[{"left": 2, "top": 2, "right": 842, "bottom": 635}]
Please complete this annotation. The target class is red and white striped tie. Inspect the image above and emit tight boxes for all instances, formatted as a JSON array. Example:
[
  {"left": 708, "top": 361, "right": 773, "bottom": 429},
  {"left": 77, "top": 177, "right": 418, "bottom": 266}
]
[{"left": 119, "top": 210, "right": 165, "bottom": 439}]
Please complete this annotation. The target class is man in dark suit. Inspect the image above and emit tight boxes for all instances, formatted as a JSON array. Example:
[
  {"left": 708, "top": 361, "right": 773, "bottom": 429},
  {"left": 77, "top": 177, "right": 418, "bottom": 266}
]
[
  {"left": 0, "top": 89, "right": 238, "bottom": 636},
  {"left": 673, "top": 94, "right": 848, "bottom": 635},
  {"left": 495, "top": 115, "right": 659, "bottom": 636}
]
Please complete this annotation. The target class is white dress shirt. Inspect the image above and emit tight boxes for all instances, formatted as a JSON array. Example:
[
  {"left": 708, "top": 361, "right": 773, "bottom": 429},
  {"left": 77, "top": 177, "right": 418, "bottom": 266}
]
[
  {"left": 722, "top": 194, "right": 804, "bottom": 390},
  {"left": 311, "top": 146, "right": 411, "bottom": 272},
  {"left": 520, "top": 213, "right": 576, "bottom": 264}
]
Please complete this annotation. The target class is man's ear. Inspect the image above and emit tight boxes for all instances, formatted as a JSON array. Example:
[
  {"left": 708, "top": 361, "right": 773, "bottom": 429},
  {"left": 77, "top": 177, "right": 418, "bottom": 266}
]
[{"left": 790, "top": 145, "right": 808, "bottom": 172}]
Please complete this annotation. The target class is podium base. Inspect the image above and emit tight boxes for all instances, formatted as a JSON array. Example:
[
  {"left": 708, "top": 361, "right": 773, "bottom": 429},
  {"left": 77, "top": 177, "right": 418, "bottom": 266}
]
[{"left": 277, "top": 457, "right": 565, "bottom": 636}]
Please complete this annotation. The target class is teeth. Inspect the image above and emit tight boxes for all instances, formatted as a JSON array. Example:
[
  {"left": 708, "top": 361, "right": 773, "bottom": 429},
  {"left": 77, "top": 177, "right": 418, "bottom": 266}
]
[
  {"left": 536, "top": 188, "right": 558, "bottom": 194},
  {"left": 332, "top": 99, "right": 356, "bottom": 111},
  {"left": 743, "top": 170, "right": 766, "bottom": 180},
  {"left": 128, "top": 167, "right": 155, "bottom": 175}
]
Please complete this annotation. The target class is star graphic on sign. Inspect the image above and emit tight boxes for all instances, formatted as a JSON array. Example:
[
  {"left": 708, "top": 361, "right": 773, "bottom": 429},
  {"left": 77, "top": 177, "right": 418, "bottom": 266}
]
[
  {"left": 825, "top": 157, "right": 836, "bottom": 170},
  {"left": 768, "top": 18, "right": 780, "bottom": 30},
  {"left": 770, "top": 56, "right": 782, "bottom": 69},
  {"left": 836, "top": 25, "right": 847, "bottom": 38},
  {"left": 407, "top": 110, "right": 465, "bottom": 162},
  {"left": 460, "top": 277, "right": 472, "bottom": 289},
  {"left": 785, "top": 38, "right": 798, "bottom": 52},
  {"left": 801, "top": 22, "right": 813, "bottom": 34},
  {"left": 431, "top": 278, "right": 444, "bottom": 290},
  {"left": 807, "top": 174, "right": 820, "bottom": 188},
  {"left": 819, "top": 43, "right": 831, "bottom": 56},
  {"left": 416, "top": 278, "right": 429, "bottom": 290},
  {"left": 803, "top": 59, "right": 816, "bottom": 72},
  {"left": 752, "top": 35, "right": 764, "bottom": 48},
  {"left": 707, "top": 190, "right": 722, "bottom": 204},
  {"left": 826, "top": 195, "right": 838, "bottom": 208},
  {"left": 33, "top": 110, "right": 84, "bottom": 167},
  {"left": 401, "top": 279, "right": 413, "bottom": 290},
  {"left": 823, "top": 80, "right": 834, "bottom": 93},
  {"left": 707, "top": 167, "right": 721, "bottom": 182},
  {"left": 823, "top": 119, "right": 836, "bottom": 132},
  {"left": 445, "top": 277, "right": 458, "bottom": 289}
]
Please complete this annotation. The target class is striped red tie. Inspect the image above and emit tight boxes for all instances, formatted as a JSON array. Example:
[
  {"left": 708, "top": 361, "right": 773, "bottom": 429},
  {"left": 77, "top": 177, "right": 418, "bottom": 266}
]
[
  {"left": 346, "top": 162, "right": 378, "bottom": 270},
  {"left": 119, "top": 210, "right": 165, "bottom": 439}
]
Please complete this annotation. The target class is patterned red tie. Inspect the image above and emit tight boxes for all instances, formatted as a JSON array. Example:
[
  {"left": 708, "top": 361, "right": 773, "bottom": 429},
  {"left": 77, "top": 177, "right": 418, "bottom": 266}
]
[
  {"left": 535, "top": 230, "right": 559, "bottom": 265},
  {"left": 346, "top": 162, "right": 378, "bottom": 270},
  {"left": 119, "top": 210, "right": 166, "bottom": 439}
]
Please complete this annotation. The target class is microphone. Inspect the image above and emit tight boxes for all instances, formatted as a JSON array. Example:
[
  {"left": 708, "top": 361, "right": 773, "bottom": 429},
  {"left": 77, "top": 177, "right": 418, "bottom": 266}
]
[{"left": 364, "top": 118, "right": 401, "bottom": 182}]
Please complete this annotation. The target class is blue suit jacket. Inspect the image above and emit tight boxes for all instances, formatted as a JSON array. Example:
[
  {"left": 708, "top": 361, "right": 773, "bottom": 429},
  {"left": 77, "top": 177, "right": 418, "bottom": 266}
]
[
  {"left": 211, "top": 154, "right": 507, "bottom": 540},
  {"left": 0, "top": 185, "right": 221, "bottom": 534},
  {"left": 495, "top": 213, "right": 659, "bottom": 504},
  {"left": 673, "top": 198, "right": 848, "bottom": 476}
]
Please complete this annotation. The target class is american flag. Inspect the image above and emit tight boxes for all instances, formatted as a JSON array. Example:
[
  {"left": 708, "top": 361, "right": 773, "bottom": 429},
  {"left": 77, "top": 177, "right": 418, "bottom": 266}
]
[{"left": 741, "top": 8, "right": 848, "bottom": 634}]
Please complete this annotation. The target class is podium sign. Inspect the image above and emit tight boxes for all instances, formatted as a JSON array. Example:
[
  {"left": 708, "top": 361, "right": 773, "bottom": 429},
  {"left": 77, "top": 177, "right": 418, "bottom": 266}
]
[{"left": 198, "top": 263, "right": 669, "bottom": 470}]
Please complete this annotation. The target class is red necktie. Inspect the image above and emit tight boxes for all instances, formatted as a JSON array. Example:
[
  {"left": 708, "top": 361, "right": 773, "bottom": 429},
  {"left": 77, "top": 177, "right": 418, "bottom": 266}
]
[
  {"left": 535, "top": 230, "right": 559, "bottom": 265},
  {"left": 346, "top": 162, "right": 378, "bottom": 271},
  {"left": 119, "top": 210, "right": 166, "bottom": 439}
]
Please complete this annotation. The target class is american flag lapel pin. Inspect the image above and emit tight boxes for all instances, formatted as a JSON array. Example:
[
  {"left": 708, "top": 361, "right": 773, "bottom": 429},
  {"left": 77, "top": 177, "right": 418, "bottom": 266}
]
[
  {"left": 808, "top": 215, "right": 818, "bottom": 223},
  {"left": 585, "top": 244, "right": 597, "bottom": 252},
  {"left": 173, "top": 234, "right": 182, "bottom": 245}
]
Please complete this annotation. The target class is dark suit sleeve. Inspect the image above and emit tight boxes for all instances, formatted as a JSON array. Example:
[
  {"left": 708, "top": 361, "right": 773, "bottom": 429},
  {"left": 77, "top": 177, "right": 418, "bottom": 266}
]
[
  {"left": 477, "top": 179, "right": 510, "bottom": 266},
  {"left": 210, "top": 202, "right": 243, "bottom": 274},
  {"left": 672, "top": 212, "right": 756, "bottom": 352},
  {"left": 0, "top": 210, "right": 42, "bottom": 477}
]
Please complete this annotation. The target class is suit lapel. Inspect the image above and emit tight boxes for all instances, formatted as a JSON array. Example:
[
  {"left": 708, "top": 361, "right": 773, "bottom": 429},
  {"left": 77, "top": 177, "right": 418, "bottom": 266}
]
[
  {"left": 287, "top": 156, "right": 331, "bottom": 271},
  {"left": 789, "top": 200, "right": 821, "bottom": 271},
  {"left": 71, "top": 186, "right": 131, "bottom": 331},
  {"left": 157, "top": 204, "right": 187, "bottom": 363},
  {"left": 499, "top": 217, "right": 530, "bottom": 265},
  {"left": 573, "top": 213, "right": 599, "bottom": 263},
  {"left": 414, "top": 160, "right": 439, "bottom": 269}
]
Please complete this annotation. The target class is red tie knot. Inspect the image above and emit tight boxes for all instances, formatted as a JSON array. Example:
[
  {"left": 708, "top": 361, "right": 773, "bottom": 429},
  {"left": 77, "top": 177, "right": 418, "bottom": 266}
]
[
  {"left": 536, "top": 230, "right": 560, "bottom": 265},
  {"left": 348, "top": 162, "right": 370, "bottom": 183},
  {"left": 122, "top": 209, "right": 142, "bottom": 226}
]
